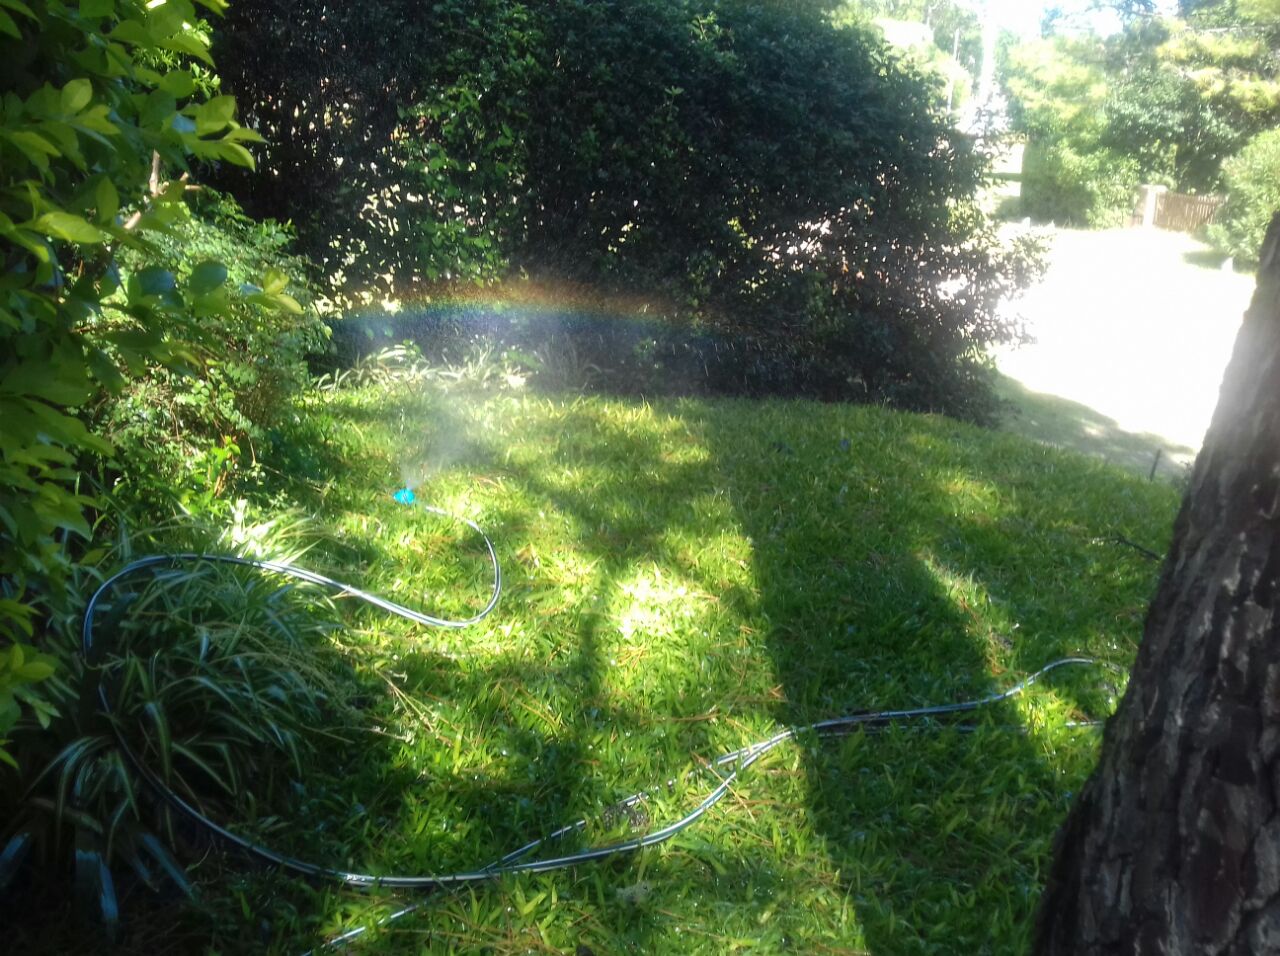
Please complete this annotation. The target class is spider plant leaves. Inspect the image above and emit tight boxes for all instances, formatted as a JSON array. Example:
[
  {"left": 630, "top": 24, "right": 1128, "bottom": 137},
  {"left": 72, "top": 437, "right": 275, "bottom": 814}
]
[
  {"left": 142, "top": 700, "right": 173, "bottom": 784},
  {"left": 74, "top": 828, "right": 118, "bottom": 939},
  {"left": 171, "top": 741, "right": 236, "bottom": 796},
  {"left": 137, "top": 831, "right": 194, "bottom": 899},
  {"left": 0, "top": 830, "right": 33, "bottom": 896}
]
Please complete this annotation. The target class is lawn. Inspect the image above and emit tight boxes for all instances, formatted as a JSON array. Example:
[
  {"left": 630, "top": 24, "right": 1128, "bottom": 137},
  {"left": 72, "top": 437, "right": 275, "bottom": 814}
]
[{"left": 44, "top": 367, "right": 1176, "bottom": 956}]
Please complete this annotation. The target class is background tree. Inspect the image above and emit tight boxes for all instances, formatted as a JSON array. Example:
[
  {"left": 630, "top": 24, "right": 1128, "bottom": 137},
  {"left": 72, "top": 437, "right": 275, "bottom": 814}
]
[
  {"left": 831, "top": 0, "right": 985, "bottom": 73},
  {"left": 210, "top": 0, "right": 440, "bottom": 306},
  {"left": 1002, "top": 1, "right": 1280, "bottom": 228},
  {"left": 1034, "top": 212, "right": 1280, "bottom": 952}
]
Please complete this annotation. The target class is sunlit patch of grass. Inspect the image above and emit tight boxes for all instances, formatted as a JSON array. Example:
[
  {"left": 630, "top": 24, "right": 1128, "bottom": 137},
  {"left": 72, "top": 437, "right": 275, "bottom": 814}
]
[{"left": 107, "top": 376, "right": 1184, "bottom": 955}]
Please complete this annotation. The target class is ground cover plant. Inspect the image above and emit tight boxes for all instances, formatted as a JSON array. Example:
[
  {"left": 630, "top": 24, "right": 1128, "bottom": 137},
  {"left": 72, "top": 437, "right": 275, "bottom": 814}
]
[{"left": 5, "top": 366, "right": 1182, "bottom": 954}]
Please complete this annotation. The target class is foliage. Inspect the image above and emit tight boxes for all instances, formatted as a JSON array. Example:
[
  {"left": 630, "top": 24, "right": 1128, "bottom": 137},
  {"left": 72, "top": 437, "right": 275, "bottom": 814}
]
[
  {"left": 1208, "top": 126, "right": 1280, "bottom": 264},
  {"left": 208, "top": 0, "right": 442, "bottom": 306},
  {"left": 2, "top": 502, "right": 352, "bottom": 932},
  {"left": 1003, "top": 8, "right": 1280, "bottom": 226},
  {"left": 219, "top": 0, "right": 1035, "bottom": 420},
  {"left": 1003, "top": 36, "right": 1124, "bottom": 225},
  {"left": 1103, "top": 17, "right": 1280, "bottom": 191},
  {"left": 831, "top": 0, "right": 984, "bottom": 72},
  {"left": 94, "top": 189, "right": 327, "bottom": 504},
  {"left": 40, "top": 374, "right": 1176, "bottom": 954},
  {"left": 1022, "top": 141, "right": 1142, "bottom": 227},
  {"left": 0, "top": 0, "right": 287, "bottom": 767},
  {"left": 0, "top": 644, "right": 58, "bottom": 770},
  {"left": 0, "top": 1, "right": 327, "bottom": 933},
  {"left": 315, "top": 340, "right": 528, "bottom": 394}
]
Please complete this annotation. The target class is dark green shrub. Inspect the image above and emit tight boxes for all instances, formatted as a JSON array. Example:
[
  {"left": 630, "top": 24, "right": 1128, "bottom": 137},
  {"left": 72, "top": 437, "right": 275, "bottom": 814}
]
[
  {"left": 1208, "top": 127, "right": 1280, "bottom": 265},
  {"left": 0, "top": 0, "right": 322, "bottom": 927},
  {"left": 221, "top": 0, "right": 1036, "bottom": 419},
  {"left": 210, "top": 0, "right": 446, "bottom": 304}
]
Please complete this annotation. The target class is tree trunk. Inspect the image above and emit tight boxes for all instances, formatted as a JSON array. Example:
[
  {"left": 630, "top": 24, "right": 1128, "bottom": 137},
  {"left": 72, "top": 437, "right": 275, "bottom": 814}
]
[{"left": 1033, "top": 213, "right": 1280, "bottom": 954}]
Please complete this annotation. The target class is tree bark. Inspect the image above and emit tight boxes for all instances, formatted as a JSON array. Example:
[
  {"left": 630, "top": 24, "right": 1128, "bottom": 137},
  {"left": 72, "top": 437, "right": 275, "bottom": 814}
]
[{"left": 1033, "top": 213, "right": 1280, "bottom": 954}]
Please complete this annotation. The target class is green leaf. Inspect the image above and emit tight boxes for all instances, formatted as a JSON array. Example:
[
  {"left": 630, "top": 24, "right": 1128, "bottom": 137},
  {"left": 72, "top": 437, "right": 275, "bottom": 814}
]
[
  {"left": 80, "top": 0, "right": 115, "bottom": 17},
  {"left": 1, "top": 357, "right": 94, "bottom": 406},
  {"left": 73, "top": 104, "right": 118, "bottom": 135},
  {"left": 107, "top": 19, "right": 149, "bottom": 46},
  {"left": 34, "top": 494, "right": 91, "bottom": 539},
  {"left": 137, "top": 833, "right": 194, "bottom": 897},
  {"left": 34, "top": 212, "right": 104, "bottom": 244},
  {"left": 271, "top": 292, "right": 303, "bottom": 315},
  {"left": 0, "top": 1, "right": 36, "bottom": 21},
  {"left": 16, "top": 660, "right": 54, "bottom": 681},
  {"left": 147, "top": 0, "right": 193, "bottom": 35},
  {"left": 24, "top": 399, "right": 113, "bottom": 453},
  {"left": 214, "top": 140, "right": 255, "bottom": 169},
  {"left": 133, "top": 266, "right": 177, "bottom": 298},
  {"left": 0, "top": 601, "right": 33, "bottom": 638},
  {"left": 95, "top": 177, "right": 119, "bottom": 222},
  {"left": 0, "top": 832, "right": 32, "bottom": 894},
  {"left": 60, "top": 78, "right": 93, "bottom": 115},
  {"left": 262, "top": 268, "right": 289, "bottom": 295},
  {"left": 159, "top": 31, "right": 213, "bottom": 65},
  {"left": 195, "top": 95, "right": 236, "bottom": 134},
  {"left": 86, "top": 347, "right": 127, "bottom": 393},
  {"left": 187, "top": 260, "right": 227, "bottom": 295},
  {"left": 222, "top": 126, "right": 265, "bottom": 144},
  {"left": 5, "top": 130, "right": 59, "bottom": 172},
  {"left": 143, "top": 701, "right": 172, "bottom": 782},
  {"left": 0, "top": 9, "right": 19, "bottom": 38},
  {"left": 157, "top": 70, "right": 196, "bottom": 98}
]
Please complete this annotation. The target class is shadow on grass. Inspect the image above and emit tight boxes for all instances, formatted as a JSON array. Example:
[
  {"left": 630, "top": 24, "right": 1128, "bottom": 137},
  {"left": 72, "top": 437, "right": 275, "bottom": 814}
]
[
  {"left": 330, "top": 389, "right": 1170, "bottom": 954},
  {"left": 74, "top": 384, "right": 1174, "bottom": 954},
  {"left": 994, "top": 375, "right": 1195, "bottom": 483},
  {"left": 1182, "top": 247, "right": 1232, "bottom": 272},
  {"left": 687, "top": 399, "right": 1170, "bottom": 953}
]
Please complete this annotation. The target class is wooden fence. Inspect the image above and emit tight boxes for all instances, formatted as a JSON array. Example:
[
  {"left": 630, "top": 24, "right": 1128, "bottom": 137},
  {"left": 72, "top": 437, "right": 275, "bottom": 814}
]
[{"left": 1133, "top": 185, "right": 1226, "bottom": 232}]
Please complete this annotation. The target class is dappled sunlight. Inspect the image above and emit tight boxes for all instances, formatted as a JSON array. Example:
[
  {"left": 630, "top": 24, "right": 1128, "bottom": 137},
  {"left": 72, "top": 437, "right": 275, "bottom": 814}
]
[
  {"left": 613, "top": 565, "right": 706, "bottom": 643},
  {"left": 916, "top": 549, "right": 1020, "bottom": 667},
  {"left": 40, "top": 376, "right": 1177, "bottom": 953}
]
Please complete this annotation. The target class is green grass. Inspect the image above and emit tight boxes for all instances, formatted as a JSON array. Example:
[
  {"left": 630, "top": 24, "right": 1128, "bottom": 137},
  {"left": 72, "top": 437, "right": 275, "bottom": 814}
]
[{"left": 73, "top": 377, "right": 1180, "bottom": 954}]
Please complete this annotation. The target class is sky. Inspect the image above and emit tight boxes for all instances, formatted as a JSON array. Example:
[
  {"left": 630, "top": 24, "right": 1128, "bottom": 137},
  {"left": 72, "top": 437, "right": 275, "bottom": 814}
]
[{"left": 982, "top": 0, "right": 1182, "bottom": 37}]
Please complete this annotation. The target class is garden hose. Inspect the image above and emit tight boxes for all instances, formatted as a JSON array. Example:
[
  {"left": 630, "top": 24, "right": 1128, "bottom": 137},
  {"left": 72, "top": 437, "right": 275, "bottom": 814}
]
[{"left": 80, "top": 489, "right": 1124, "bottom": 945}]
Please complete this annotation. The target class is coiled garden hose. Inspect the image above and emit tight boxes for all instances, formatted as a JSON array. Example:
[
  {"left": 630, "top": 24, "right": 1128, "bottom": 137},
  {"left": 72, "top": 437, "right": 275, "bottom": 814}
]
[{"left": 79, "top": 489, "right": 1123, "bottom": 947}]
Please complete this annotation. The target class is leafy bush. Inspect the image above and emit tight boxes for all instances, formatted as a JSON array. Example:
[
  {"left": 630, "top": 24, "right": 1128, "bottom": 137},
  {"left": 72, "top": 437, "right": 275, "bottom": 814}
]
[
  {"left": 0, "top": 0, "right": 324, "bottom": 928},
  {"left": 1004, "top": 15, "right": 1280, "bottom": 226},
  {"left": 2, "top": 503, "right": 354, "bottom": 931},
  {"left": 1208, "top": 127, "right": 1280, "bottom": 265},
  {"left": 0, "top": 0, "right": 283, "bottom": 766},
  {"left": 95, "top": 190, "right": 328, "bottom": 505},
  {"left": 210, "top": 0, "right": 444, "bottom": 305},
  {"left": 1021, "top": 141, "right": 1142, "bottom": 227},
  {"left": 222, "top": 0, "right": 1037, "bottom": 420}
]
